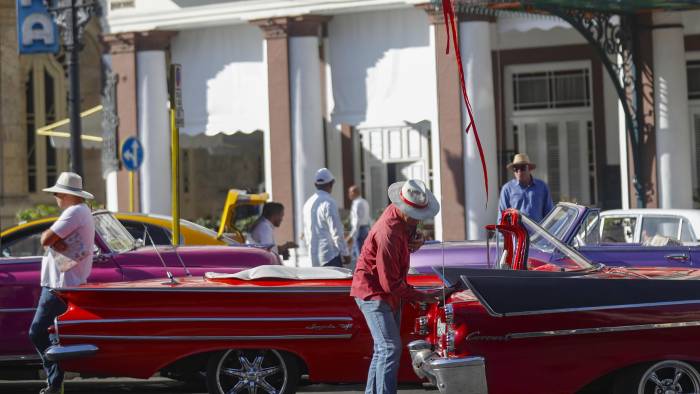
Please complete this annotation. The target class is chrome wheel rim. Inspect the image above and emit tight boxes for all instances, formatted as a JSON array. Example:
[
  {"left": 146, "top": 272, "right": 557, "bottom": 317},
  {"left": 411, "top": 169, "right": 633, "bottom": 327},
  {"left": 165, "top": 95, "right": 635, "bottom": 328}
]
[
  {"left": 216, "top": 349, "right": 288, "bottom": 394},
  {"left": 638, "top": 360, "right": 700, "bottom": 394}
]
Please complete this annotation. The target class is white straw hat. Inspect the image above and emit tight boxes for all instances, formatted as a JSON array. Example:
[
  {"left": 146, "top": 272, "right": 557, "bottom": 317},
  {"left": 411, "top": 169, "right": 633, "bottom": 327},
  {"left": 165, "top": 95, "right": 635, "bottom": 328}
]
[
  {"left": 507, "top": 153, "right": 536, "bottom": 170},
  {"left": 43, "top": 172, "right": 94, "bottom": 200},
  {"left": 387, "top": 179, "right": 440, "bottom": 221}
]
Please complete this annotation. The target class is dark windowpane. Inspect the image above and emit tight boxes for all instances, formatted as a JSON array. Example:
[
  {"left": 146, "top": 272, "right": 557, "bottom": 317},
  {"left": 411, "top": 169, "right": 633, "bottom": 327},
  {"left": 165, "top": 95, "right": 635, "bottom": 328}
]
[
  {"left": 26, "top": 73, "right": 36, "bottom": 193},
  {"left": 688, "top": 61, "right": 700, "bottom": 100},
  {"left": 45, "top": 70, "right": 57, "bottom": 187}
]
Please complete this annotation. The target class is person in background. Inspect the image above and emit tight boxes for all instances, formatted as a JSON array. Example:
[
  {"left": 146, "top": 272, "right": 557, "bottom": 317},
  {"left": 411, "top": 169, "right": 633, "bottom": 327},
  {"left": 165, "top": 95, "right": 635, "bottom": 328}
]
[
  {"left": 498, "top": 153, "right": 553, "bottom": 223},
  {"left": 302, "top": 168, "right": 351, "bottom": 267},
  {"left": 345, "top": 184, "right": 371, "bottom": 260},
  {"left": 30, "top": 172, "right": 95, "bottom": 394},
  {"left": 249, "top": 202, "right": 297, "bottom": 260},
  {"left": 350, "top": 179, "right": 441, "bottom": 394}
]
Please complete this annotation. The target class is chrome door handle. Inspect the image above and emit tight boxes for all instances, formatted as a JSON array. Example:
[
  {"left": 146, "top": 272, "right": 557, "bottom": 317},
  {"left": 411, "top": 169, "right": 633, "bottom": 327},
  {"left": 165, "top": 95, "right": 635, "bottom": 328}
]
[{"left": 665, "top": 254, "right": 689, "bottom": 262}]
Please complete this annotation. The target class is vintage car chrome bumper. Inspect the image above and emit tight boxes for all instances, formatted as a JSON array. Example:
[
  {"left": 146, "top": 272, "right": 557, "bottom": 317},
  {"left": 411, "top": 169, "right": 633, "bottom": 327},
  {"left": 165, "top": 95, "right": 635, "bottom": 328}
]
[
  {"left": 408, "top": 340, "right": 488, "bottom": 394},
  {"left": 45, "top": 344, "right": 99, "bottom": 361}
]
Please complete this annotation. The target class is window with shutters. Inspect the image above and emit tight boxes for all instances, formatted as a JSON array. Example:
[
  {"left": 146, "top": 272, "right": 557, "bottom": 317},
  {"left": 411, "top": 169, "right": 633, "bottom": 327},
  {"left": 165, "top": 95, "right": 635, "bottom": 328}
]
[
  {"left": 506, "top": 61, "right": 595, "bottom": 206},
  {"left": 689, "top": 59, "right": 700, "bottom": 207},
  {"left": 23, "top": 55, "right": 68, "bottom": 195}
]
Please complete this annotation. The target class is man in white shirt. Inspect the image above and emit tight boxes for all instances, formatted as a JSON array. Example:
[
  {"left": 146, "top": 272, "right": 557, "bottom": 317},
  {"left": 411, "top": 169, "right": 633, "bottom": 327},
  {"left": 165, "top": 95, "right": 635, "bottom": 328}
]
[
  {"left": 302, "top": 168, "right": 350, "bottom": 267},
  {"left": 249, "top": 202, "right": 296, "bottom": 260},
  {"left": 29, "top": 172, "right": 95, "bottom": 394},
  {"left": 345, "top": 185, "right": 371, "bottom": 259}
]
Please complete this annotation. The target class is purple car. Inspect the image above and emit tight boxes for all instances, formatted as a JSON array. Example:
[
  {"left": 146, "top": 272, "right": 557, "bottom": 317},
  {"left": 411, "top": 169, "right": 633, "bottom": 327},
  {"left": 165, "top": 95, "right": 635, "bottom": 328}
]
[
  {"left": 0, "top": 211, "right": 279, "bottom": 375},
  {"left": 411, "top": 202, "right": 700, "bottom": 273}
]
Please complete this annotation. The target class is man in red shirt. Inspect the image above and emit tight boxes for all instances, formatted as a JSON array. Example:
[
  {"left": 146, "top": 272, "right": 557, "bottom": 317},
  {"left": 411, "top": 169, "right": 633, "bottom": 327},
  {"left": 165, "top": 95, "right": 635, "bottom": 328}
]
[{"left": 350, "top": 179, "right": 441, "bottom": 394}]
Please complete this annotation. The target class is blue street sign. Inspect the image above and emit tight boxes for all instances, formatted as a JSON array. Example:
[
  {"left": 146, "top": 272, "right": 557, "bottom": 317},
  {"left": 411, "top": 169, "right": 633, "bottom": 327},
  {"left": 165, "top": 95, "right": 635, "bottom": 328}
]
[
  {"left": 16, "top": 0, "right": 59, "bottom": 54},
  {"left": 121, "top": 136, "right": 144, "bottom": 172}
]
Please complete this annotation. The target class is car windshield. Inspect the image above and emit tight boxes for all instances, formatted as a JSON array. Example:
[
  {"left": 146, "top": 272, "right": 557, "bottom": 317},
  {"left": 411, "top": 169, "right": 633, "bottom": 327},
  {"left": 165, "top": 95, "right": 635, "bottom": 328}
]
[
  {"left": 521, "top": 214, "right": 594, "bottom": 271},
  {"left": 182, "top": 219, "right": 240, "bottom": 245},
  {"left": 539, "top": 204, "right": 580, "bottom": 242},
  {"left": 94, "top": 213, "right": 136, "bottom": 253}
]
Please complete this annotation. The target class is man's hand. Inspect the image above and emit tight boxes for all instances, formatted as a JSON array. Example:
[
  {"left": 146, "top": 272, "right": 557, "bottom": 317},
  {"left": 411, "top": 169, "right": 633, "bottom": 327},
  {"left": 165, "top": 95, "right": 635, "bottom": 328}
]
[
  {"left": 41, "top": 229, "right": 63, "bottom": 250},
  {"left": 53, "top": 240, "right": 67, "bottom": 252},
  {"left": 342, "top": 255, "right": 352, "bottom": 266},
  {"left": 418, "top": 289, "right": 441, "bottom": 303},
  {"left": 408, "top": 231, "right": 425, "bottom": 253}
]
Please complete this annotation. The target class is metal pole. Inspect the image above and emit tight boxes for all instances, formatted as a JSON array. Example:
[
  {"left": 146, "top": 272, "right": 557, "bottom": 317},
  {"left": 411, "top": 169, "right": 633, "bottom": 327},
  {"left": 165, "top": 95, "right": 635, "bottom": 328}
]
[
  {"left": 129, "top": 171, "right": 135, "bottom": 212},
  {"left": 170, "top": 108, "right": 180, "bottom": 246},
  {"left": 67, "top": 0, "right": 83, "bottom": 175}
]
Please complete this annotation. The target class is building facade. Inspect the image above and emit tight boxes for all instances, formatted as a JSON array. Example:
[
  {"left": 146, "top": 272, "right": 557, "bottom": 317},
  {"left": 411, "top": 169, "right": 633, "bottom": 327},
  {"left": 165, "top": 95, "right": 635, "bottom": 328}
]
[
  {"left": 3, "top": 0, "right": 700, "bottom": 267},
  {"left": 0, "top": 0, "right": 105, "bottom": 228}
]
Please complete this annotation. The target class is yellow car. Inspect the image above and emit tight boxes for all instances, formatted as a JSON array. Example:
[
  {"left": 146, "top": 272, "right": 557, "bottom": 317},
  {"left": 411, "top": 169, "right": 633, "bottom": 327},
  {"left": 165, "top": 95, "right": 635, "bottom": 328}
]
[
  {"left": 1, "top": 190, "right": 268, "bottom": 252},
  {"left": 0, "top": 213, "right": 237, "bottom": 253}
]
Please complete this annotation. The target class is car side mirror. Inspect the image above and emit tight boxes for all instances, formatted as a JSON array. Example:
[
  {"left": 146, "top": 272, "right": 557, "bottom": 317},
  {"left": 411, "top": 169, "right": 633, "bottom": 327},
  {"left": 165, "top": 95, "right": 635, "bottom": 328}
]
[{"left": 134, "top": 238, "right": 145, "bottom": 248}]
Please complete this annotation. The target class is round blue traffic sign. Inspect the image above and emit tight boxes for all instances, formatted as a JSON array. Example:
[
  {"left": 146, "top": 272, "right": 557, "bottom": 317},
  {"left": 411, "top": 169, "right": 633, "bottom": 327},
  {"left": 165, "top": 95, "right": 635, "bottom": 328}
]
[{"left": 121, "top": 136, "right": 144, "bottom": 172}]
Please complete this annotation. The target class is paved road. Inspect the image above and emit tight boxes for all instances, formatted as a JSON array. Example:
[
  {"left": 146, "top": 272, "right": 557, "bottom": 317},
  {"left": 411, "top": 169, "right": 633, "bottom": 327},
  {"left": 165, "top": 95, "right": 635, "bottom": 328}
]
[{"left": 0, "top": 377, "right": 433, "bottom": 393}]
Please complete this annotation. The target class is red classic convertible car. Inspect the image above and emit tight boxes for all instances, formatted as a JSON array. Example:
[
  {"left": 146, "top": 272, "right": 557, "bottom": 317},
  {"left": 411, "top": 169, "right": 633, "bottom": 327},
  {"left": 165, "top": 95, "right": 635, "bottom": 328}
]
[
  {"left": 48, "top": 209, "right": 700, "bottom": 393},
  {"left": 49, "top": 267, "right": 441, "bottom": 393},
  {"left": 410, "top": 210, "right": 700, "bottom": 394}
]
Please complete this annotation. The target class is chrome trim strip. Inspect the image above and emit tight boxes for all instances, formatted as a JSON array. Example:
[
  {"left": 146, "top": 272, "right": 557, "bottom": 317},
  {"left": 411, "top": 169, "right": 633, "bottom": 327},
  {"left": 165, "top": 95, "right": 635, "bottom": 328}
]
[
  {"left": 55, "top": 287, "right": 352, "bottom": 293},
  {"left": 58, "top": 316, "right": 353, "bottom": 326},
  {"left": 60, "top": 334, "right": 352, "bottom": 341},
  {"left": 56, "top": 285, "right": 438, "bottom": 293},
  {"left": 507, "top": 320, "right": 700, "bottom": 340},
  {"left": 0, "top": 354, "right": 41, "bottom": 362},
  {"left": 0, "top": 308, "right": 37, "bottom": 313},
  {"left": 503, "top": 299, "right": 700, "bottom": 317}
]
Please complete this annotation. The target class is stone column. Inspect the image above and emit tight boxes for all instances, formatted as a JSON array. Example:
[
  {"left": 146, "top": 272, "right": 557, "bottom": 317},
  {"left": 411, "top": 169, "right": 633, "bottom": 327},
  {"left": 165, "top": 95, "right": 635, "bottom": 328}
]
[
  {"left": 459, "top": 19, "right": 498, "bottom": 240},
  {"left": 652, "top": 12, "right": 692, "bottom": 208},
  {"left": 137, "top": 49, "right": 171, "bottom": 215},
  {"left": 0, "top": 4, "right": 27, "bottom": 225},
  {"left": 102, "top": 31, "right": 175, "bottom": 213},
  {"left": 256, "top": 16, "right": 329, "bottom": 266},
  {"left": 422, "top": 5, "right": 498, "bottom": 241},
  {"left": 423, "top": 6, "right": 467, "bottom": 241},
  {"left": 103, "top": 33, "right": 139, "bottom": 212}
]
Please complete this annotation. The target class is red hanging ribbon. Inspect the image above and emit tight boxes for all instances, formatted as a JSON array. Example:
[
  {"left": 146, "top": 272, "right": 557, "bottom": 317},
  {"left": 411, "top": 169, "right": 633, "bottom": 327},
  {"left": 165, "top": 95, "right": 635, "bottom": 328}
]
[{"left": 441, "top": 0, "right": 489, "bottom": 206}]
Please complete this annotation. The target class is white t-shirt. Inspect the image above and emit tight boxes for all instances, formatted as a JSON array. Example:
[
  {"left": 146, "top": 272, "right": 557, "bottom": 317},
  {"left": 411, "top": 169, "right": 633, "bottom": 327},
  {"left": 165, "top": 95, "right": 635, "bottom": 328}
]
[
  {"left": 348, "top": 197, "right": 370, "bottom": 239},
  {"left": 249, "top": 217, "right": 278, "bottom": 253},
  {"left": 40, "top": 203, "right": 95, "bottom": 288}
]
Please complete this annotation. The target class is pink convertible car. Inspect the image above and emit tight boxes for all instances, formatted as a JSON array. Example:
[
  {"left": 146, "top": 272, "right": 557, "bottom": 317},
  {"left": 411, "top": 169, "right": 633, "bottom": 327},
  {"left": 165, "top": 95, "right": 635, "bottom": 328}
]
[{"left": 0, "top": 210, "right": 279, "bottom": 379}]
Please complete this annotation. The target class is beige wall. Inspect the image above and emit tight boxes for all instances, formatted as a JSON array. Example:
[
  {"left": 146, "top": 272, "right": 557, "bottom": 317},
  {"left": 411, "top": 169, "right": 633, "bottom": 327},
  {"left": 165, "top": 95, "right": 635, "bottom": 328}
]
[{"left": 0, "top": 6, "right": 105, "bottom": 227}]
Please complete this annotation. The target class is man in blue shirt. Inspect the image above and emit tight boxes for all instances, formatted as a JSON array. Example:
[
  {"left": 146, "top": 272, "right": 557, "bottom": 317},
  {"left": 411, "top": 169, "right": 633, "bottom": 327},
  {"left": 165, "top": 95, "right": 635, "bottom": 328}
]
[{"left": 498, "top": 153, "right": 553, "bottom": 223}]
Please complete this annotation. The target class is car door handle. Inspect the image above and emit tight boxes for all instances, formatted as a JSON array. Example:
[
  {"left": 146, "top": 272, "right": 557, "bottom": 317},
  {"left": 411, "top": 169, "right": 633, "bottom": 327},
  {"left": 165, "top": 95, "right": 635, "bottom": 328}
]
[{"left": 665, "top": 254, "right": 689, "bottom": 262}]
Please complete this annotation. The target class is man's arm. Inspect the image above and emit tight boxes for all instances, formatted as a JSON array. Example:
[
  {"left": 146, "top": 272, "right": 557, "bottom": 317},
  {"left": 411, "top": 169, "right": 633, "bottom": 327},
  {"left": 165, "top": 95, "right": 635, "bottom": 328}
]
[
  {"left": 497, "top": 187, "right": 509, "bottom": 223},
  {"left": 542, "top": 184, "right": 554, "bottom": 219},
  {"left": 347, "top": 201, "right": 359, "bottom": 241},
  {"left": 41, "top": 229, "right": 66, "bottom": 251},
  {"left": 375, "top": 233, "right": 423, "bottom": 301},
  {"left": 325, "top": 201, "right": 349, "bottom": 257}
]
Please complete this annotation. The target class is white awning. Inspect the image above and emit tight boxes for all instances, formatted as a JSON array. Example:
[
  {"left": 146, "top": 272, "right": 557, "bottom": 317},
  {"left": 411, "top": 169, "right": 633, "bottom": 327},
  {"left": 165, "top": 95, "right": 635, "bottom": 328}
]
[
  {"left": 36, "top": 105, "right": 104, "bottom": 149},
  {"left": 170, "top": 24, "right": 269, "bottom": 136}
]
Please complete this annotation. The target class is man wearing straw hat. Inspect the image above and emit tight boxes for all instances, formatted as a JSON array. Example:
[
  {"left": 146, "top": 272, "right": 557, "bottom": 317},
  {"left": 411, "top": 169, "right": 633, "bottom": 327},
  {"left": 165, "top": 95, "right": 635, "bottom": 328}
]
[
  {"left": 351, "top": 179, "right": 441, "bottom": 394},
  {"left": 499, "top": 153, "right": 553, "bottom": 223},
  {"left": 29, "top": 172, "right": 95, "bottom": 394}
]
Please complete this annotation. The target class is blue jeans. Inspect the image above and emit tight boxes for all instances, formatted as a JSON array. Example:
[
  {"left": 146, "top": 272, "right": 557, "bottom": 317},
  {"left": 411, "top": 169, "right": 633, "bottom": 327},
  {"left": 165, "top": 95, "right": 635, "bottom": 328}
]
[
  {"left": 353, "top": 226, "right": 370, "bottom": 259},
  {"left": 324, "top": 254, "right": 343, "bottom": 267},
  {"left": 29, "top": 287, "right": 67, "bottom": 389},
  {"left": 355, "top": 298, "right": 402, "bottom": 394}
]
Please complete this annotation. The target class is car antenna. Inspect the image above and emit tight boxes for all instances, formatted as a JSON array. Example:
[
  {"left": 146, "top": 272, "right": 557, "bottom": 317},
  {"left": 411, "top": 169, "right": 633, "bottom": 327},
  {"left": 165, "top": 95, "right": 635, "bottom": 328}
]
[
  {"left": 172, "top": 242, "right": 192, "bottom": 277},
  {"left": 143, "top": 224, "right": 179, "bottom": 285}
]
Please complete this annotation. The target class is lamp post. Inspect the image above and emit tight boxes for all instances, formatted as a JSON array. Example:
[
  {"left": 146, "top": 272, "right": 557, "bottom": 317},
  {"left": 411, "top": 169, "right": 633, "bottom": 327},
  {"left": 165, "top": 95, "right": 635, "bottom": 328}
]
[{"left": 45, "top": 0, "right": 99, "bottom": 176}]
